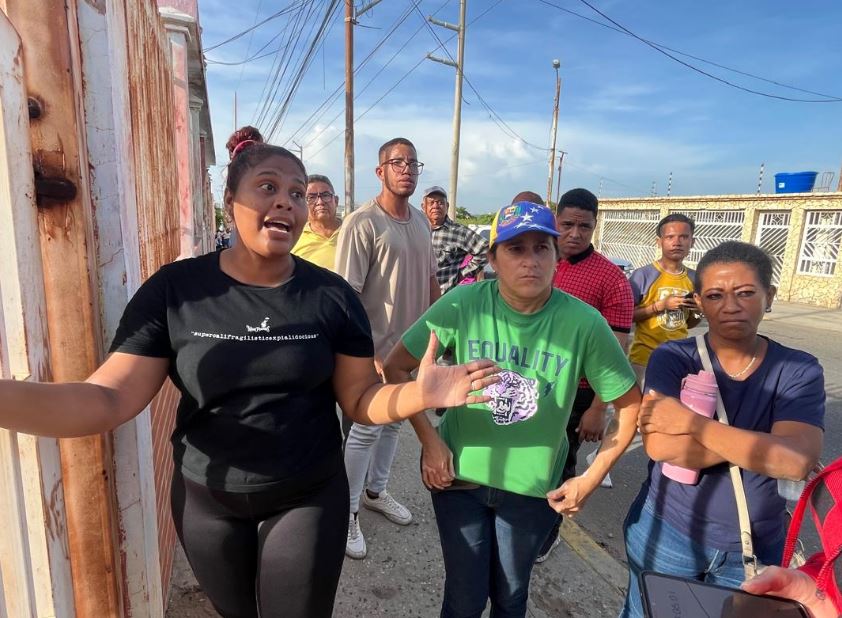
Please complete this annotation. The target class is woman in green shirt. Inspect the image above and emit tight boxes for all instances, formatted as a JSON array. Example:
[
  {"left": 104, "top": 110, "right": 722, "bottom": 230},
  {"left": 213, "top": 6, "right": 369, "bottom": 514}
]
[{"left": 385, "top": 202, "right": 641, "bottom": 618}]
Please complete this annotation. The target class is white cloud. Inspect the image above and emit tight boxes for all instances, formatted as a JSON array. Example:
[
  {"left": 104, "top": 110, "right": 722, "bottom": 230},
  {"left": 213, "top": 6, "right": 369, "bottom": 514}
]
[{"left": 211, "top": 103, "right": 727, "bottom": 214}]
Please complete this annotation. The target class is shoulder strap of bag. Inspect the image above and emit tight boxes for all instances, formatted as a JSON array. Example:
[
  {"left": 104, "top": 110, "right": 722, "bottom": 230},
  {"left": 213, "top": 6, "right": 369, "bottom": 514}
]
[
  {"left": 695, "top": 334, "right": 758, "bottom": 579},
  {"left": 782, "top": 459, "right": 842, "bottom": 567}
]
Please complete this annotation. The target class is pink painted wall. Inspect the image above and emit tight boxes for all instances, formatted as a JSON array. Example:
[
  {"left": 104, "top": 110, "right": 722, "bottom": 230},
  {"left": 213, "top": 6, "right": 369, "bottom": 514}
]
[{"left": 157, "top": 0, "right": 198, "bottom": 21}]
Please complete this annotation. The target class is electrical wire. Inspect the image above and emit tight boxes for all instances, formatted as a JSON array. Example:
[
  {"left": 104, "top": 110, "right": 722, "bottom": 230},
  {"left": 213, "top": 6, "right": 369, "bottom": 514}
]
[
  {"left": 411, "top": 1, "right": 551, "bottom": 152},
  {"left": 305, "top": 0, "right": 506, "bottom": 158},
  {"left": 252, "top": 1, "right": 316, "bottom": 128},
  {"left": 254, "top": 0, "right": 328, "bottom": 134},
  {"left": 283, "top": 0, "right": 432, "bottom": 149},
  {"left": 205, "top": 29, "right": 282, "bottom": 66},
  {"left": 236, "top": 0, "right": 266, "bottom": 91},
  {"left": 264, "top": 0, "right": 342, "bottom": 140},
  {"left": 260, "top": 1, "right": 325, "bottom": 131},
  {"left": 570, "top": 0, "right": 842, "bottom": 103},
  {"left": 535, "top": 0, "right": 842, "bottom": 101},
  {"left": 204, "top": 0, "right": 308, "bottom": 52}
]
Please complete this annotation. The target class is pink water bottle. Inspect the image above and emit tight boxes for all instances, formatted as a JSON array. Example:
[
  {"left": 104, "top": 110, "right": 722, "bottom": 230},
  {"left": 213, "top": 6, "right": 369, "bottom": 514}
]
[{"left": 661, "top": 370, "right": 719, "bottom": 485}]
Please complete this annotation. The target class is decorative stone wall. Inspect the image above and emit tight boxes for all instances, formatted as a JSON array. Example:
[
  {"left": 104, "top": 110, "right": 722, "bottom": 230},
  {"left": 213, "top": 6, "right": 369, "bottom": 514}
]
[{"left": 595, "top": 192, "right": 842, "bottom": 309}]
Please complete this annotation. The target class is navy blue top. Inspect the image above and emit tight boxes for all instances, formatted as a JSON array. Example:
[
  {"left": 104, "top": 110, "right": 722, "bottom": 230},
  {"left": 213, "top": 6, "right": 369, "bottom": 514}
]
[{"left": 643, "top": 335, "right": 825, "bottom": 551}]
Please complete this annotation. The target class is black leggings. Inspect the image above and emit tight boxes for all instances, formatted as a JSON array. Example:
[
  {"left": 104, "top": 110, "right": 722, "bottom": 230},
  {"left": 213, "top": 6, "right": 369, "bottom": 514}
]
[{"left": 170, "top": 468, "right": 350, "bottom": 618}]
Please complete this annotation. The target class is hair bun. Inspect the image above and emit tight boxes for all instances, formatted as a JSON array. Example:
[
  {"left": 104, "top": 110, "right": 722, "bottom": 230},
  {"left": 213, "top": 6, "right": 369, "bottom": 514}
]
[{"left": 226, "top": 125, "right": 265, "bottom": 160}]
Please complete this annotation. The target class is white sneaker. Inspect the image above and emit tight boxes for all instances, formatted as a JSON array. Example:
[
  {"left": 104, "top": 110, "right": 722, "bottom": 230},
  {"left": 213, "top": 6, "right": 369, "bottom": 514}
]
[
  {"left": 534, "top": 535, "right": 561, "bottom": 564},
  {"left": 346, "top": 513, "right": 366, "bottom": 559},
  {"left": 362, "top": 490, "right": 413, "bottom": 525}
]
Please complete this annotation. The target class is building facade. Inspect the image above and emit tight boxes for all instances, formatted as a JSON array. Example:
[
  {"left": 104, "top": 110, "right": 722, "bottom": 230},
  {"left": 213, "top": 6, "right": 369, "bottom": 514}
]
[{"left": 595, "top": 193, "right": 842, "bottom": 308}]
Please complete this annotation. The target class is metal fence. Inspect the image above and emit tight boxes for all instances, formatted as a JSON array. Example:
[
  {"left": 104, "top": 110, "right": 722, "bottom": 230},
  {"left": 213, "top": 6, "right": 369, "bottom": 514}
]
[
  {"left": 597, "top": 210, "right": 660, "bottom": 266},
  {"left": 669, "top": 210, "right": 746, "bottom": 268},
  {"left": 798, "top": 210, "right": 842, "bottom": 276},
  {"left": 756, "top": 211, "right": 791, "bottom": 285}
]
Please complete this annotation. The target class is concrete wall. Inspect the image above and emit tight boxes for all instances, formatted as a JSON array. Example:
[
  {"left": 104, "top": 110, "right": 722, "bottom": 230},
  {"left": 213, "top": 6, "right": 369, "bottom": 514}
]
[{"left": 595, "top": 193, "right": 842, "bottom": 309}]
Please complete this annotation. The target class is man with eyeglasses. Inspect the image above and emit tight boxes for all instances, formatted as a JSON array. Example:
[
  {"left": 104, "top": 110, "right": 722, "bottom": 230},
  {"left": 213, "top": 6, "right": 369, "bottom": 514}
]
[
  {"left": 335, "top": 137, "right": 439, "bottom": 560},
  {"left": 422, "top": 186, "right": 488, "bottom": 294},
  {"left": 291, "top": 174, "right": 342, "bottom": 271}
]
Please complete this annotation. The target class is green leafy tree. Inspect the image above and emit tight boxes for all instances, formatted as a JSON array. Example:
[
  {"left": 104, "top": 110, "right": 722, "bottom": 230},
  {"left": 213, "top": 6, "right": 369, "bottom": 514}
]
[
  {"left": 455, "top": 206, "right": 472, "bottom": 219},
  {"left": 215, "top": 206, "right": 226, "bottom": 231}
]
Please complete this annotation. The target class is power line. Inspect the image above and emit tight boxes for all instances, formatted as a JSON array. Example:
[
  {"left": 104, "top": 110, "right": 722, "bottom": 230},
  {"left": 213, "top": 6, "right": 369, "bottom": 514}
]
[
  {"left": 252, "top": 2, "right": 315, "bottom": 128},
  {"left": 308, "top": 56, "right": 429, "bottom": 159},
  {"left": 261, "top": 1, "right": 327, "bottom": 132},
  {"left": 306, "top": 0, "right": 506, "bottom": 159},
  {"left": 205, "top": 31, "right": 282, "bottom": 66},
  {"left": 570, "top": 0, "right": 842, "bottom": 103},
  {"left": 264, "top": 0, "right": 342, "bottom": 140},
  {"left": 535, "top": 0, "right": 842, "bottom": 101},
  {"left": 412, "top": 1, "right": 550, "bottom": 152},
  {"left": 254, "top": 0, "right": 327, "bottom": 133},
  {"left": 284, "top": 0, "right": 432, "bottom": 149},
  {"left": 204, "top": 0, "right": 308, "bottom": 52},
  {"left": 236, "top": 0, "right": 266, "bottom": 91}
]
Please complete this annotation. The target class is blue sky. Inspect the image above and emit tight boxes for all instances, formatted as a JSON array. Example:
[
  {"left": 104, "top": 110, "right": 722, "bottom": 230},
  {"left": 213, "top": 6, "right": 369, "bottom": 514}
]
[{"left": 198, "top": 0, "right": 842, "bottom": 213}]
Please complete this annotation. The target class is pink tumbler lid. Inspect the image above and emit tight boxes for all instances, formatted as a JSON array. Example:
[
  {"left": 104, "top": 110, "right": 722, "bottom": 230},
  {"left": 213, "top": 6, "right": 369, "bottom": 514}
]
[{"left": 684, "top": 370, "right": 718, "bottom": 395}]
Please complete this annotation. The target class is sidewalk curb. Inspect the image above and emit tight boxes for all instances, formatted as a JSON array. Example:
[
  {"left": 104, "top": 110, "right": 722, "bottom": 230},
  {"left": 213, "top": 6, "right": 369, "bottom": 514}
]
[{"left": 559, "top": 518, "right": 628, "bottom": 597}]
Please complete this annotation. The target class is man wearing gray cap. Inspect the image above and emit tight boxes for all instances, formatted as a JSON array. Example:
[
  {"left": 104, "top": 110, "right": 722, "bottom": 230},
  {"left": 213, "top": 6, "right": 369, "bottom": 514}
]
[{"left": 422, "top": 186, "right": 489, "bottom": 294}]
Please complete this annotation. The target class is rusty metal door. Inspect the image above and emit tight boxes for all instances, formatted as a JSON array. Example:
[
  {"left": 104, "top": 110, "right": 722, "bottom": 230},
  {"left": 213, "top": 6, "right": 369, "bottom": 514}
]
[{"left": 0, "top": 12, "right": 75, "bottom": 618}]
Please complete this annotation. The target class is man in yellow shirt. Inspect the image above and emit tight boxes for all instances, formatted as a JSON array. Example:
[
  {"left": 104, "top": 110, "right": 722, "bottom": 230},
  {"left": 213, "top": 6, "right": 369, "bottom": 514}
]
[
  {"left": 291, "top": 174, "right": 342, "bottom": 270},
  {"left": 628, "top": 214, "right": 701, "bottom": 385}
]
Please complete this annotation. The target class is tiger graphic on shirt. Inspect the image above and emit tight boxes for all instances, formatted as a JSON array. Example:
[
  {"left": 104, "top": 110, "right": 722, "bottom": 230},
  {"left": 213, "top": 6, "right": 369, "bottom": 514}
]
[{"left": 482, "top": 370, "right": 539, "bottom": 425}]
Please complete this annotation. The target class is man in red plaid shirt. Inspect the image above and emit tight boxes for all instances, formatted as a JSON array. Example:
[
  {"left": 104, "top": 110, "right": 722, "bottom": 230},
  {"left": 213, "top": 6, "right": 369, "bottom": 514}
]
[{"left": 536, "top": 187, "right": 635, "bottom": 562}]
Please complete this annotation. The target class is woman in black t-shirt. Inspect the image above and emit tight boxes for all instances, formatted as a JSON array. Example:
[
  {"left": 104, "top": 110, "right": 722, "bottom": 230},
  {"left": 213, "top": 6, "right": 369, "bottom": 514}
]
[{"left": 0, "top": 134, "right": 498, "bottom": 618}]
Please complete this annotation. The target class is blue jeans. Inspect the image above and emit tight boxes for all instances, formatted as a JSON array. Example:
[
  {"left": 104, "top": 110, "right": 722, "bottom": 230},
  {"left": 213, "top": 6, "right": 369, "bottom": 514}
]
[
  {"left": 432, "top": 485, "right": 558, "bottom": 618},
  {"left": 620, "top": 491, "right": 784, "bottom": 618}
]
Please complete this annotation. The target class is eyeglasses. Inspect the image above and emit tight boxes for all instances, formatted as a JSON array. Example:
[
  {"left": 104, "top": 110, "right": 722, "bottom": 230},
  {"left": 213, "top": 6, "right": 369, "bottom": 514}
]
[
  {"left": 382, "top": 158, "right": 424, "bottom": 175},
  {"left": 305, "top": 191, "right": 335, "bottom": 204}
]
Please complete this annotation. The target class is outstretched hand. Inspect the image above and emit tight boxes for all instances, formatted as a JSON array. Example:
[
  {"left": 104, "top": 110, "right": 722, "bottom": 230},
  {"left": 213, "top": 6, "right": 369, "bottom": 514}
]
[{"left": 415, "top": 331, "right": 500, "bottom": 410}]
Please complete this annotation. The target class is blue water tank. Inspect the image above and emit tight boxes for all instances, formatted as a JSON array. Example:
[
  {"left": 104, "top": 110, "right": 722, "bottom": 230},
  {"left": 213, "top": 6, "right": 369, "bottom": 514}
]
[{"left": 774, "top": 171, "right": 818, "bottom": 193}]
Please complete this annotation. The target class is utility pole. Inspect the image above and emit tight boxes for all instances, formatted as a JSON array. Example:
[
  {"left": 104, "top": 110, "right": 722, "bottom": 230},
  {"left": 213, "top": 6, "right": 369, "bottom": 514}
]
[
  {"left": 292, "top": 141, "right": 303, "bottom": 162},
  {"left": 344, "top": 0, "right": 384, "bottom": 215},
  {"left": 554, "top": 150, "right": 566, "bottom": 204},
  {"left": 546, "top": 59, "right": 561, "bottom": 206},
  {"left": 427, "top": 0, "right": 467, "bottom": 219},
  {"left": 344, "top": 0, "right": 355, "bottom": 214}
]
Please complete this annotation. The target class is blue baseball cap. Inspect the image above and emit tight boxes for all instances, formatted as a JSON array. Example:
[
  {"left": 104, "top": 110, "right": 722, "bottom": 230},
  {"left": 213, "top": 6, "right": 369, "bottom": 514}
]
[{"left": 489, "top": 201, "right": 559, "bottom": 248}]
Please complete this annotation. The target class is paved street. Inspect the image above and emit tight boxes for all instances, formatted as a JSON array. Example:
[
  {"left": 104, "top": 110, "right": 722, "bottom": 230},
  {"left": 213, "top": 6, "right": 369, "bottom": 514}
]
[
  {"left": 166, "top": 301, "right": 841, "bottom": 617},
  {"left": 168, "top": 413, "right": 628, "bottom": 617}
]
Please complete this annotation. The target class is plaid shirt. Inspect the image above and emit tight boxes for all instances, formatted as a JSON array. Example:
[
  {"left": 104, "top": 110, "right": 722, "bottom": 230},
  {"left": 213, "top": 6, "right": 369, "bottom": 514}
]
[
  {"left": 553, "top": 245, "right": 634, "bottom": 389},
  {"left": 431, "top": 218, "right": 489, "bottom": 293}
]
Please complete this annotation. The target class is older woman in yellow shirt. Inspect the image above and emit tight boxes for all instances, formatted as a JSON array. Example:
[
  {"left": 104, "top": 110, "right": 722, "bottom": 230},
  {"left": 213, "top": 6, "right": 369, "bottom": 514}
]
[{"left": 292, "top": 174, "right": 342, "bottom": 270}]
